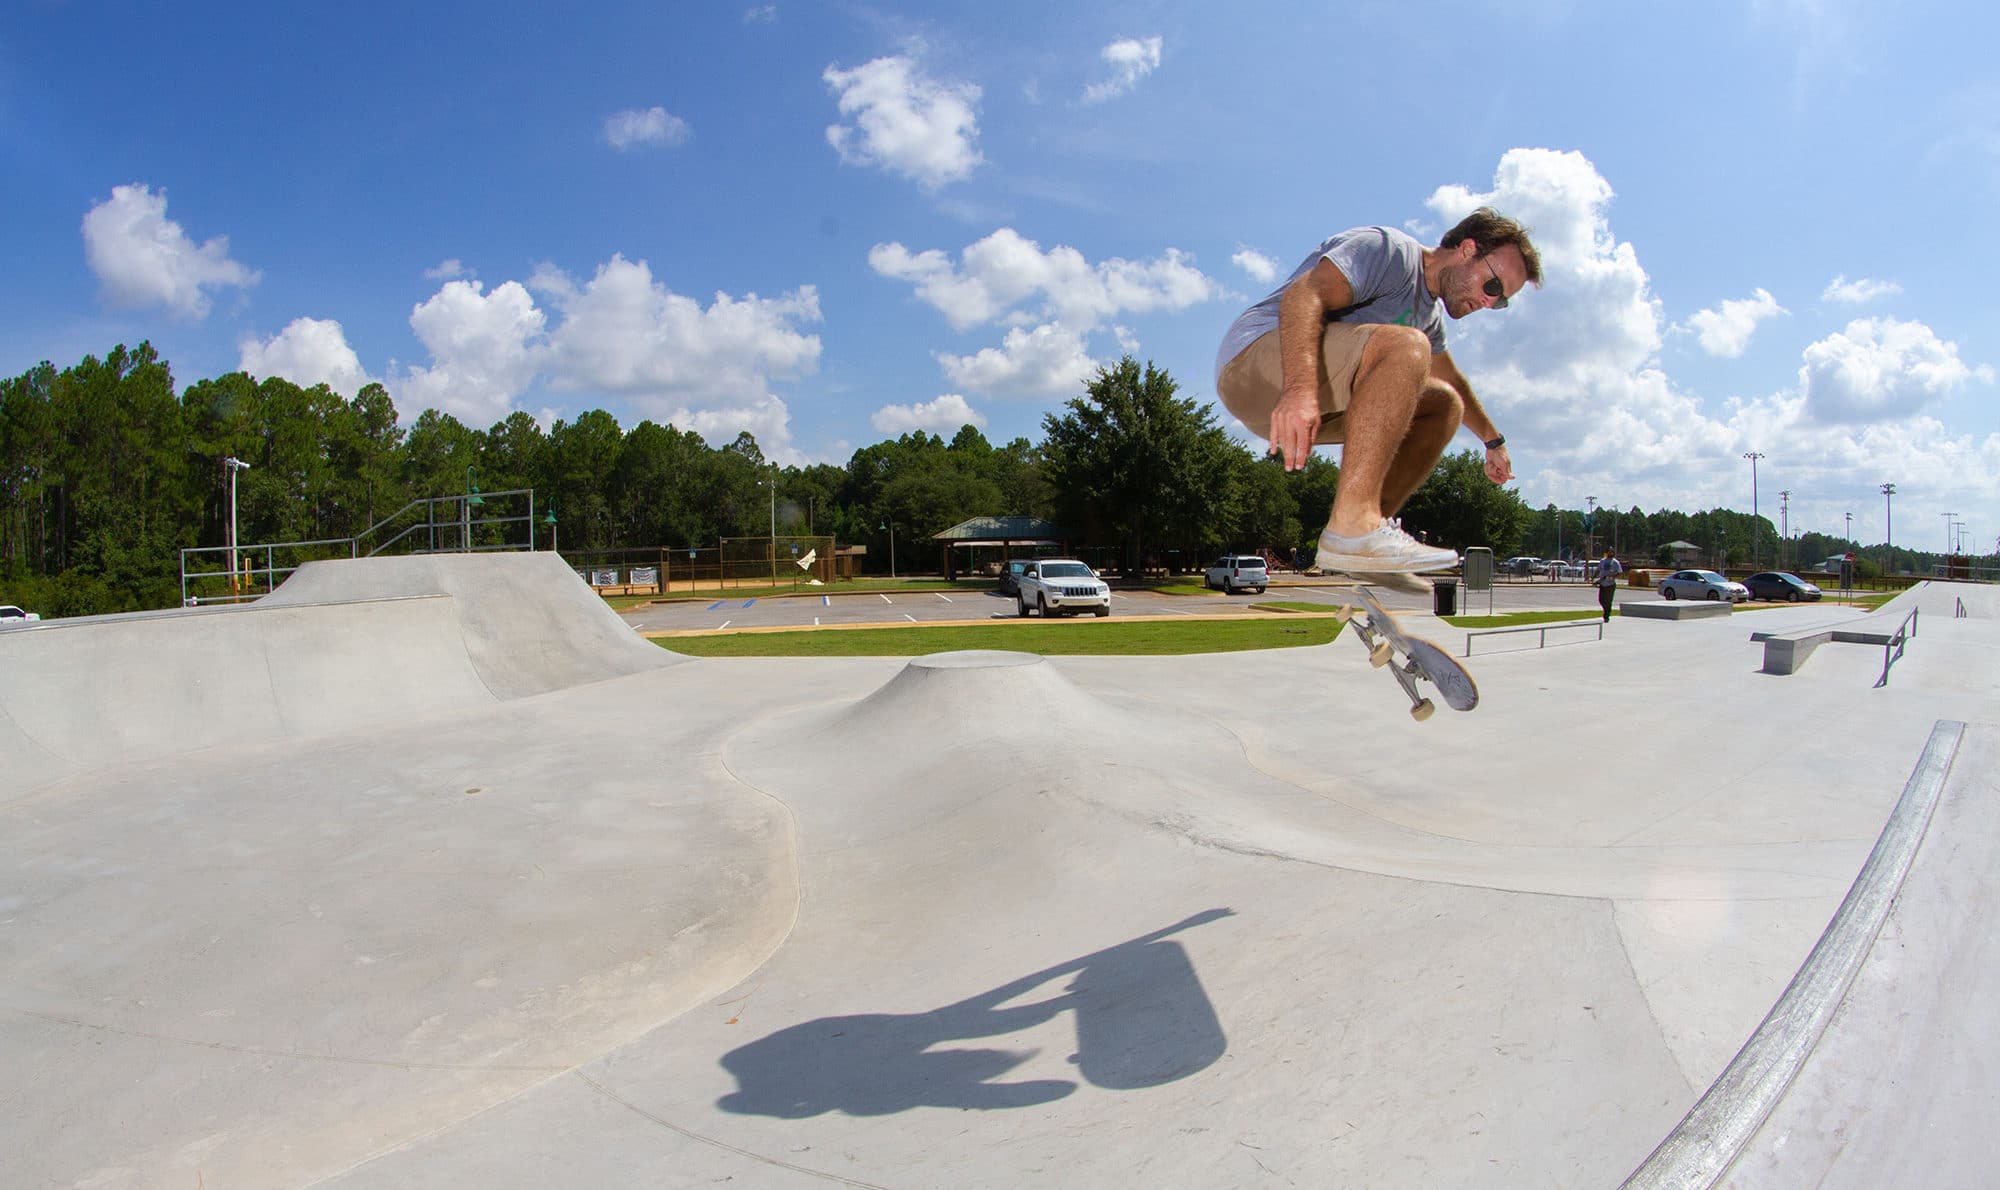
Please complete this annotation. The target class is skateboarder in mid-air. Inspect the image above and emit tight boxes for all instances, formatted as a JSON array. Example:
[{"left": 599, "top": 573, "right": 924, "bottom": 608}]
[{"left": 1215, "top": 208, "right": 1541, "bottom": 592}]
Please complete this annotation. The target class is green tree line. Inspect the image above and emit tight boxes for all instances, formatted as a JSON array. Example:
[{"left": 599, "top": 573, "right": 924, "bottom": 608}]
[{"left": 0, "top": 343, "right": 1967, "bottom": 616}]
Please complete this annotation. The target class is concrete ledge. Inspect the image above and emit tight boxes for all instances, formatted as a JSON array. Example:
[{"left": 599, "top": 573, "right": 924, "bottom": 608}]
[
  {"left": 1751, "top": 615, "right": 1900, "bottom": 674},
  {"left": 1622, "top": 600, "right": 1734, "bottom": 620}
]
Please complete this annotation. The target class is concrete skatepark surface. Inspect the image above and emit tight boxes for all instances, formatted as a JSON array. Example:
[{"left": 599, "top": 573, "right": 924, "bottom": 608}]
[{"left": 2, "top": 554, "right": 1994, "bottom": 1188}]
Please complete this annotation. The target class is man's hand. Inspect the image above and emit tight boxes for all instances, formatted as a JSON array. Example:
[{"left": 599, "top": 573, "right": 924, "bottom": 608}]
[
  {"left": 1267, "top": 387, "right": 1323, "bottom": 471},
  {"left": 1484, "top": 444, "right": 1513, "bottom": 484}
]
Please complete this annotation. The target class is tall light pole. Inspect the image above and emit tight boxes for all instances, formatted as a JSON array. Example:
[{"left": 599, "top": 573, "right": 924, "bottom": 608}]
[
  {"left": 224, "top": 456, "right": 251, "bottom": 592},
  {"left": 544, "top": 501, "right": 559, "bottom": 556},
  {"left": 768, "top": 471, "right": 778, "bottom": 586},
  {"left": 878, "top": 519, "right": 896, "bottom": 579},
  {"left": 1778, "top": 490, "right": 1790, "bottom": 568},
  {"left": 1585, "top": 495, "right": 1597, "bottom": 560},
  {"left": 1881, "top": 483, "right": 1896, "bottom": 574},
  {"left": 1941, "top": 511, "right": 1957, "bottom": 558},
  {"left": 1845, "top": 511, "right": 1852, "bottom": 548},
  {"left": 1743, "top": 452, "right": 1764, "bottom": 567}
]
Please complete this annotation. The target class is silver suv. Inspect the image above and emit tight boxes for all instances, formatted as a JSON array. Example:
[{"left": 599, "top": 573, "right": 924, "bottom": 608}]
[{"left": 1204, "top": 554, "right": 1269, "bottom": 594}]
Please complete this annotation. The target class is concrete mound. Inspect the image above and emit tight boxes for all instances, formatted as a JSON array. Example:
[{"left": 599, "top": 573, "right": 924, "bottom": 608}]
[
  {"left": 263, "top": 551, "right": 681, "bottom": 698},
  {"left": 0, "top": 551, "right": 680, "bottom": 782},
  {"left": 822, "top": 649, "right": 1116, "bottom": 747}
]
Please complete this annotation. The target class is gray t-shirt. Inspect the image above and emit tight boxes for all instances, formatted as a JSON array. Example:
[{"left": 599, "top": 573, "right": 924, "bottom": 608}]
[{"left": 1214, "top": 226, "right": 1446, "bottom": 384}]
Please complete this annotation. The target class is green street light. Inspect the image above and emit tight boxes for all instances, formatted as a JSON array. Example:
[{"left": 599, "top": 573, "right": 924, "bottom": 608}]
[
  {"left": 543, "top": 501, "right": 559, "bottom": 555},
  {"left": 462, "top": 466, "right": 483, "bottom": 552}
]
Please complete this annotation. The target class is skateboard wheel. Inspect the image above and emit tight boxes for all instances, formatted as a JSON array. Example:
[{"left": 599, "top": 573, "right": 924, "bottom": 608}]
[
  {"left": 1410, "top": 699, "right": 1435, "bottom": 722},
  {"left": 1368, "top": 641, "right": 1393, "bottom": 668}
]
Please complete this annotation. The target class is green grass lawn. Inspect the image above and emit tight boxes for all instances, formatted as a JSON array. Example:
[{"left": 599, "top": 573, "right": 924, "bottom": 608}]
[{"left": 656, "top": 616, "right": 1344, "bottom": 657}]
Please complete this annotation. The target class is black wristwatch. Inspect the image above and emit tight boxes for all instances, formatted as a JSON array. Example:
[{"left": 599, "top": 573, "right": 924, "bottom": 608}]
[{"left": 1484, "top": 435, "right": 1506, "bottom": 450}]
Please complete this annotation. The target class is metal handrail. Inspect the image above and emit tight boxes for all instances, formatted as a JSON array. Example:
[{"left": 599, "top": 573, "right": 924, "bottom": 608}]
[
  {"left": 1464, "top": 617, "right": 1606, "bottom": 657},
  {"left": 179, "top": 488, "right": 538, "bottom": 604},
  {"left": 1874, "top": 606, "right": 1919, "bottom": 688}
]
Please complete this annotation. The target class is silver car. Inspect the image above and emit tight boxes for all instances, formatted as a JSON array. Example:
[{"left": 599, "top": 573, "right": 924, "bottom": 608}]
[{"left": 1658, "top": 569, "right": 1750, "bottom": 602}]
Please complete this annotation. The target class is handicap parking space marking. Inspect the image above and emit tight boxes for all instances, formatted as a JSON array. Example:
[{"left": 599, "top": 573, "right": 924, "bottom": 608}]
[
  {"left": 822, "top": 595, "right": 830, "bottom": 606},
  {"left": 742, "top": 599, "right": 756, "bottom": 607},
  {"left": 707, "top": 600, "right": 726, "bottom": 611}
]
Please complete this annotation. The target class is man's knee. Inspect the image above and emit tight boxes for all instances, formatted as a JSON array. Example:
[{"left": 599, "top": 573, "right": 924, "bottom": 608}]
[
  {"left": 1418, "top": 378, "right": 1464, "bottom": 422},
  {"left": 1358, "top": 325, "right": 1431, "bottom": 375}
]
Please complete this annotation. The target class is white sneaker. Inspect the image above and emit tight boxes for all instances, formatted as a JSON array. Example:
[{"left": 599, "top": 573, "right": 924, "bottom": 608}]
[
  {"left": 1315, "top": 518, "right": 1458, "bottom": 573},
  {"left": 1347, "top": 570, "right": 1433, "bottom": 595}
]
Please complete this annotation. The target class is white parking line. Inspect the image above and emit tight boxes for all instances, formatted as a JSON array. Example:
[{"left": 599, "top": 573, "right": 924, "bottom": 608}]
[
  {"left": 717, "top": 620, "right": 733, "bottom": 630},
  {"left": 878, "top": 594, "right": 893, "bottom": 603},
  {"left": 934, "top": 593, "right": 954, "bottom": 602},
  {"left": 904, "top": 613, "right": 917, "bottom": 622},
  {"left": 814, "top": 617, "right": 821, "bottom": 626}
]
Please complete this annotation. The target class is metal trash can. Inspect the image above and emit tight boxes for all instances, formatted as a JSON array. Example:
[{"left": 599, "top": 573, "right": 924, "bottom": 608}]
[{"left": 1432, "top": 577, "right": 1458, "bottom": 616}]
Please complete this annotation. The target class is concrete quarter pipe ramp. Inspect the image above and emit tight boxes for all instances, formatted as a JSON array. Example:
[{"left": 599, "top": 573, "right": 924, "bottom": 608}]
[{"left": 1, "top": 561, "right": 1994, "bottom": 1187}]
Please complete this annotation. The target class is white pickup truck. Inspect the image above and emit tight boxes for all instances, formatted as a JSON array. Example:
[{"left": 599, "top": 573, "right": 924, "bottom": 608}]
[{"left": 1015, "top": 559, "right": 1112, "bottom": 618}]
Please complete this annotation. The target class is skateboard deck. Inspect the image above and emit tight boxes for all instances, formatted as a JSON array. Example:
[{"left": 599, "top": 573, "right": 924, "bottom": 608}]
[{"left": 1332, "top": 586, "right": 1478, "bottom": 720}]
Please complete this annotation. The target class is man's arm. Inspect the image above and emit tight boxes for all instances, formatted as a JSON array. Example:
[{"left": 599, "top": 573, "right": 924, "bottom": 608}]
[
  {"left": 1430, "top": 350, "right": 1512, "bottom": 484},
  {"left": 1269, "top": 258, "right": 1355, "bottom": 470}
]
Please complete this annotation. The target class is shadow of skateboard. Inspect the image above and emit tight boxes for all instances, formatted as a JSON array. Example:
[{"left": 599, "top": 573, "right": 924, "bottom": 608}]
[{"left": 1332, "top": 586, "right": 1479, "bottom": 720}]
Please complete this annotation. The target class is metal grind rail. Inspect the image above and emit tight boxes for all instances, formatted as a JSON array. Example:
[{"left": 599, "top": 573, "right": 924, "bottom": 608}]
[
  {"left": 1463, "top": 617, "right": 1605, "bottom": 657},
  {"left": 1875, "top": 606, "right": 1919, "bottom": 688}
]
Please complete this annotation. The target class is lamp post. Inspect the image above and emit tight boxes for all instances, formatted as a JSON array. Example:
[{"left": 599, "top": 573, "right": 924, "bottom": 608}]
[
  {"left": 878, "top": 519, "right": 896, "bottom": 579},
  {"left": 768, "top": 471, "right": 778, "bottom": 586},
  {"left": 1743, "top": 452, "right": 1764, "bottom": 567},
  {"left": 463, "top": 466, "right": 483, "bottom": 552},
  {"left": 1845, "top": 511, "right": 1852, "bottom": 549},
  {"left": 1941, "top": 511, "right": 1957, "bottom": 559},
  {"left": 1778, "top": 490, "right": 1790, "bottom": 569},
  {"left": 1585, "top": 495, "right": 1597, "bottom": 560},
  {"left": 1881, "top": 483, "right": 1896, "bottom": 574},
  {"left": 544, "top": 501, "right": 558, "bottom": 556},
  {"left": 224, "top": 456, "right": 251, "bottom": 593}
]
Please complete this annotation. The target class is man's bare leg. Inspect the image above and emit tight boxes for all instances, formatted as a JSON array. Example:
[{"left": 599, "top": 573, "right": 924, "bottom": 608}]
[
  {"left": 1325, "top": 327, "right": 1431, "bottom": 538},
  {"left": 1376, "top": 380, "right": 1464, "bottom": 518}
]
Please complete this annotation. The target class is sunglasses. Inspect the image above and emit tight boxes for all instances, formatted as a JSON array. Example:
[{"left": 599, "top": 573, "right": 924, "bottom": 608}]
[{"left": 1481, "top": 255, "right": 1509, "bottom": 309}]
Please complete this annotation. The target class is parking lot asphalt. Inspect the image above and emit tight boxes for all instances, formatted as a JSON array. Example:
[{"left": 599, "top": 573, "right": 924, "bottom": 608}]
[{"left": 616, "top": 577, "right": 1699, "bottom": 634}]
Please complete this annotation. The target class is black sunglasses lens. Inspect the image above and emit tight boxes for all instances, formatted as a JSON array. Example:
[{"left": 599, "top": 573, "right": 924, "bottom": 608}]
[{"left": 1483, "top": 275, "right": 1505, "bottom": 298}]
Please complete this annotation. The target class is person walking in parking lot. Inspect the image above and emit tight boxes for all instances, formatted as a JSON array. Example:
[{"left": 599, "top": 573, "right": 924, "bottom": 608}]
[
  {"left": 1214, "top": 208, "right": 1542, "bottom": 593},
  {"left": 1596, "top": 547, "right": 1623, "bottom": 622}
]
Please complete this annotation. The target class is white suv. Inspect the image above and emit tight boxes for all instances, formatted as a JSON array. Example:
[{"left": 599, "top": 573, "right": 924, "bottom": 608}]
[
  {"left": 1016, "top": 559, "right": 1112, "bottom": 617},
  {"left": 0, "top": 604, "right": 39, "bottom": 626},
  {"left": 1204, "top": 555, "right": 1269, "bottom": 594}
]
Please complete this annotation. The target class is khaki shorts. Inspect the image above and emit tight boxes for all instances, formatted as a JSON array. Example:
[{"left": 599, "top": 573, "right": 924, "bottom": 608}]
[{"left": 1216, "top": 322, "right": 1378, "bottom": 445}]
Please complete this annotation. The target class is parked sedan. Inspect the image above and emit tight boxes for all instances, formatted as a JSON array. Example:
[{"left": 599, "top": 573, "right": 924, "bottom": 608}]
[
  {"left": 1658, "top": 569, "right": 1750, "bottom": 602},
  {"left": 997, "top": 559, "right": 1031, "bottom": 595},
  {"left": 1742, "top": 571, "right": 1823, "bottom": 602},
  {"left": 0, "top": 604, "right": 39, "bottom": 625}
]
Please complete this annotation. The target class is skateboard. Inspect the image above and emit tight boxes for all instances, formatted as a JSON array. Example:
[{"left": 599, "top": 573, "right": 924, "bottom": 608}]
[{"left": 1331, "top": 586, "right": 1478, "bottom": 721}]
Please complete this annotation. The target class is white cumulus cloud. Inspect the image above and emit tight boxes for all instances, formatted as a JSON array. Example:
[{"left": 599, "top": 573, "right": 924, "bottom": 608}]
[
  {"left": 1821, "top": 275, "right": 1903, "bottom": 304},
  {"left": 531, "top": 254, "right": 821, "bottom": 403},
  {"left": 824, "top": 56, "right": 983, "bottom": 190},
  {"left": 425, "top": 258, "right": 470, "bottom": 281},
  {"left": 1800, "top": 317, "right": 1986, "bottom": 424},
  {"left": 1232, "top": 247, "right": 1279, "bottom": 284},
  {"left": 392, "top": 280, "right": 549, "bottom": 427},
  {"left": 239, "top": 318, "right": 375, "bottom": 397},
  {"left": 1082, "top": 36, "right": 1163, "bottom": 104},
  {"left": 938, "top": 322, "right": 1097, "bottom": 397},
  {"left": 81, "top": 183, "right": 259, "bottom": 319},
  {"left": 604, "top": 106, "right": 692, "bottom": 150},
  {"left": 872, "top": 227, "right": 1220, "bottom": 397},
  {"left": 872, "top": 393, "right": 986, "bottom": 436},
  {"left": 1685, "top": 288, "right": 1787, "bottom": 358}
]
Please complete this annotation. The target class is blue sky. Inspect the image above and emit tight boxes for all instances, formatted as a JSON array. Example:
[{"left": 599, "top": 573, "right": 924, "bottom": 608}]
[{"left": 4, "top": 0, "right": 1995, "bottom": 553}]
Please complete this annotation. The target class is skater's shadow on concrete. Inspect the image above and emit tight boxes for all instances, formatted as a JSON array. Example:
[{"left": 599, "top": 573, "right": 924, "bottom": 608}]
[{"left": 716, "top": 909, "right": 1233, "bottom": 1118}]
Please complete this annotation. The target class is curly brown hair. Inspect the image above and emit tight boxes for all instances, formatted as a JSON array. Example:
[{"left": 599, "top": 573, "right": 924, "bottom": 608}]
[{"left": 1440, "top": 207, "right": 1543, "bottom": 286}]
